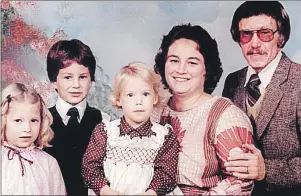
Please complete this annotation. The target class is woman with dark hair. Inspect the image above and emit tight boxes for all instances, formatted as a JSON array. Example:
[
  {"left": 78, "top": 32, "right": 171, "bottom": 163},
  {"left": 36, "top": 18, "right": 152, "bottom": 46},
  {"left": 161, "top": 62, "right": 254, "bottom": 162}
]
[{"left": 151, "top": 23, "right": 254, "bottom": 195}]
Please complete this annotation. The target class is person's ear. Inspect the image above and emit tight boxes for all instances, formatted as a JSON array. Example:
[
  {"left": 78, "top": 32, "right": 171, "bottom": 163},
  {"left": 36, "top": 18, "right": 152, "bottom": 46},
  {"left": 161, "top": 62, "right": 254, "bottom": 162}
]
[
  {"left": 52, "top": 82, "right": 58, "bottom": 92},
  {"left": 89, "top": 81, "right": 92, "bottom": 89},
  {"left": 117, "top": 100, "right": 122, "bottom": 107},
  {"left": 52, "top": 81, "right": 56, "bottom": 88},
  {"left": 153, "top": 95, "right": 158, "bottom": 105},
  {"left": 277, "top": 35, "right": 285, "bottom": 48}
]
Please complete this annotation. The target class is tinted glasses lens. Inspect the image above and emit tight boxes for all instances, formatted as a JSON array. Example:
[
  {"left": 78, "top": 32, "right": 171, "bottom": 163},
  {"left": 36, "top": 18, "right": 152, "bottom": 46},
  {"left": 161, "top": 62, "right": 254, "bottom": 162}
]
[
  {"left": 258, "top": 29, "right": 274, "bottom": 42},
  {"left": 240, "top": 30, "right": 253, "bottom": 44}
]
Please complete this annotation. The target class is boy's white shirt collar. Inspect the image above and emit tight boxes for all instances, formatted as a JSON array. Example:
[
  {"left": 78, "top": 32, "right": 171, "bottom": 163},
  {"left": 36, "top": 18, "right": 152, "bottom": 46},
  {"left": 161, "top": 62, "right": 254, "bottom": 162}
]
[
  {"left": 56, "top": 96, "right": 87, "bottom": 125},
  {"left": 244, "top": 51, "right": 282, "bottom": 91}
]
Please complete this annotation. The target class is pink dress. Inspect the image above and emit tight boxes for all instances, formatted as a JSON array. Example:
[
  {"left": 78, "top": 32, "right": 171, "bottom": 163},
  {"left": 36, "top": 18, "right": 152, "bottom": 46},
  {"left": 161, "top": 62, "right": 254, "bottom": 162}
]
[{"left": 2, "top": 142, "right": 66, "bottom": 195}]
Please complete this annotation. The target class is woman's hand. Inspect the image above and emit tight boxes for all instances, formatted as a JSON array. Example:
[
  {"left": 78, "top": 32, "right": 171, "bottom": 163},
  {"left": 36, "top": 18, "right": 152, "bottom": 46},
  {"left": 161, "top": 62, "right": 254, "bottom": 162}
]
[
  {"left": 100, "top": 185, "right": 123, "bottom": 195},
  {"left": 224, "top": 144, "right": 266, "bottom": 181}
]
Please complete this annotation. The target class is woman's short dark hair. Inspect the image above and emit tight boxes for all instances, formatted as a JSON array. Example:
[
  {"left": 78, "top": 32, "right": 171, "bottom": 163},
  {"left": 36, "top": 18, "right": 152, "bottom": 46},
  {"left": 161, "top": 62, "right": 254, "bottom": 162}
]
[
  {"left": 230, "top": 1, "right": 290, "bottom": 48},
  {"left": 154, "top": 23, "right": 222, "bottom": 94},
  {"left": 47, "top": 39, "right": 96, "bottom": 82}
]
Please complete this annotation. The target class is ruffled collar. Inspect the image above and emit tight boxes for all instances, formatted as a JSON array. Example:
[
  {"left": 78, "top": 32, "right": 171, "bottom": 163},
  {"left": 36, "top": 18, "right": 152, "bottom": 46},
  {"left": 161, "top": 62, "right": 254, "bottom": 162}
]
[
  {"left": 3, "top": 141, "right": 36, "bottom": 152},
  {"left": 119, "top": 116, "right": 156, "bottom": 139}
]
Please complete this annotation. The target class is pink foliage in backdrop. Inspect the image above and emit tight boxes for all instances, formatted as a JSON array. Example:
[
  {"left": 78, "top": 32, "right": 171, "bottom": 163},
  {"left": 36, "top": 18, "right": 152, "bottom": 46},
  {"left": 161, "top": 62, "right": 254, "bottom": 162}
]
[{"left": 1, "top": 1, "right": 66, "bottom": 105}]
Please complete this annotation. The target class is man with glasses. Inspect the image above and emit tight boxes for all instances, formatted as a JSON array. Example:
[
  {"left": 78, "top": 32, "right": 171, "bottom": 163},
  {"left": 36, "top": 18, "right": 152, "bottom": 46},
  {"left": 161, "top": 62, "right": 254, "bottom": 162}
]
[{"left": 222, "top": 1, "right": 301, "bottom": 195}]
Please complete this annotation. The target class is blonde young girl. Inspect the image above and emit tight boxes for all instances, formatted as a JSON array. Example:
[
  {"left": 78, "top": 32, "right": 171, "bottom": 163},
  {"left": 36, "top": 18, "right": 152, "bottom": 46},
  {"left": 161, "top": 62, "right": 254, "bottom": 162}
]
[
  {"left": 1, "top": 83, "right": 66, "bottom": 195},
  {"left": 82, "top": 62, "right": 179, "bottom": 195}
]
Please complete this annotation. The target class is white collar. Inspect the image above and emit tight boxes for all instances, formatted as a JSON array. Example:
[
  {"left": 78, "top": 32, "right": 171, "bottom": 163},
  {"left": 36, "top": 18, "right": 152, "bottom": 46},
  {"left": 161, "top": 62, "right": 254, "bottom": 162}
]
[
  {"left": 244, "top": 51, "right": 282, "bottom": 89},
  {"left": 55, "top": 96, "right": 87, "bottom": 125}
]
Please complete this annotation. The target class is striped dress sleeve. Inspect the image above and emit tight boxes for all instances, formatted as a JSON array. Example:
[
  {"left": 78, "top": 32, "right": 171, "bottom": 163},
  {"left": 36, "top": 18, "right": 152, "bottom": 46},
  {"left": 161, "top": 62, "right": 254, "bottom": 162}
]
[{"left": 207, "top": 105, "right": 254, "bottom": 195}]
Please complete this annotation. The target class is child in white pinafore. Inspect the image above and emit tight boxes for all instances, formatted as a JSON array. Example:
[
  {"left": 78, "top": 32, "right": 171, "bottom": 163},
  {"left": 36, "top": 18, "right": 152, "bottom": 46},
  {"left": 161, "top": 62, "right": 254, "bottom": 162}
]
[
  {"left": 1, "top": 83, "right": 66, "bottom": 195},
  {"left": 82, "top": 62, "right": 179, "bottom": 195}
]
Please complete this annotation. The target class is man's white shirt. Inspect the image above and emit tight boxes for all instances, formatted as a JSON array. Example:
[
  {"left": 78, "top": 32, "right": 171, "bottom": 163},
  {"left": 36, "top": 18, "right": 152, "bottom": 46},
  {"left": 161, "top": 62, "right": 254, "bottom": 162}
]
[{"left": 244, "top": 51, "right": 282, "bottom": 93}]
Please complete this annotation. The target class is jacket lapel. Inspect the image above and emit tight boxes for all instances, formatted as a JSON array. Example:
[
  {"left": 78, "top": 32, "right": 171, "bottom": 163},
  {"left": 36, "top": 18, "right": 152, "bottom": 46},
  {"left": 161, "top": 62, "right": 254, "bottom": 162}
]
[
  {"left": 234, "top": 68, "right": 248, "bottom": 113},
  {"left": 255, "top": 52, "right": 291, "bottom": 139}
]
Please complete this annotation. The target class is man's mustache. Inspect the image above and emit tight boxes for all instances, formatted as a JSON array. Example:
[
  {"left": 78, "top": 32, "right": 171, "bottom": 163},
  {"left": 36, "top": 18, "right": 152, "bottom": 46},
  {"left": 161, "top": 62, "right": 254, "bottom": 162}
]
[{"left": 247, "top": 49, "right": 266, "bottom": 55}]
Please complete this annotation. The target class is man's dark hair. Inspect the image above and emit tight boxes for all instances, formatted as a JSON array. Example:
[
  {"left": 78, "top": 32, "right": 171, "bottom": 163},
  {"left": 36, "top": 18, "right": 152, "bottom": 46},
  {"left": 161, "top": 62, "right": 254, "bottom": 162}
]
[{"left": 230, "top": 1, "right": 290, "bottom": 48}]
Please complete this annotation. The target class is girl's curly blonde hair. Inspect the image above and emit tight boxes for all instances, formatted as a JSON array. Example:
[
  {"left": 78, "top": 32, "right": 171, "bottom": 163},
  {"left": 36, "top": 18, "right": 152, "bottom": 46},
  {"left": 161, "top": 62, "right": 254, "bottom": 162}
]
[
  {"left": 111, "top": 61, "right": 170, "bottom": 108},
  {"left": 1, "top": 83, "right": 54, "bottom": 148}
]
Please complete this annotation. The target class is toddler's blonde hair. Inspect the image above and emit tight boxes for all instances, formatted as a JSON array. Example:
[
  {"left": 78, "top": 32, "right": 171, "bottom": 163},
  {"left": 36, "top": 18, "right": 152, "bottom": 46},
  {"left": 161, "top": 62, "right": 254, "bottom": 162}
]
[{"left": 111, "top": 61, "right": 168, "bottom": 108}]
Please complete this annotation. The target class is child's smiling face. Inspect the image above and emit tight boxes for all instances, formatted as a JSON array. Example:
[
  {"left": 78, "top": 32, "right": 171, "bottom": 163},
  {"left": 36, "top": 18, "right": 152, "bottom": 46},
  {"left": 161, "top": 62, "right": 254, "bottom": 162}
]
[{"left": 54, "top": 62, "right": 92, "bottom": 105}]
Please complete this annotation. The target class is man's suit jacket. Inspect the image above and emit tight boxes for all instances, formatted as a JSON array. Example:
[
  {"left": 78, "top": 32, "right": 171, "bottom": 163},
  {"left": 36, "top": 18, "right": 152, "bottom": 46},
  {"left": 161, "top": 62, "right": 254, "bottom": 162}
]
[
  {"left": 44, "top": 104, "right": 102, "bottom": 196},
  {"left": 222, "top": 52, "right": 301, "bottom": 196}
]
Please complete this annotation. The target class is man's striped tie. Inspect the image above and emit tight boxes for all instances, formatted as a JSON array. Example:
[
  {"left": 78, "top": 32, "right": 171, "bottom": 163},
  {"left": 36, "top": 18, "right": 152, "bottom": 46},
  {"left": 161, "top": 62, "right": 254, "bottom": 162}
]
[{"left": 247, "top": 74, "right": 261, "bottom": 107}]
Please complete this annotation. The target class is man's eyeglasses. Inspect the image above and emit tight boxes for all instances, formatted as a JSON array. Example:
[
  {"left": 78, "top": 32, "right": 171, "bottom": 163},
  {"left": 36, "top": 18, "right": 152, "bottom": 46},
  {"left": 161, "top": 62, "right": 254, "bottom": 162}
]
[{"left": 239, "top": 28, "right": 278, "bottom": 44}]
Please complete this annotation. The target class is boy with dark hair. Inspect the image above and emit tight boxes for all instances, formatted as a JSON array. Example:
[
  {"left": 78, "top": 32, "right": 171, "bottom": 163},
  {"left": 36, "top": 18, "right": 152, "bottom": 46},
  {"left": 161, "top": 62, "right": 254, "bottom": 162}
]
[{"left": 44, "top": 39, "right": 104, "bottom": 196}]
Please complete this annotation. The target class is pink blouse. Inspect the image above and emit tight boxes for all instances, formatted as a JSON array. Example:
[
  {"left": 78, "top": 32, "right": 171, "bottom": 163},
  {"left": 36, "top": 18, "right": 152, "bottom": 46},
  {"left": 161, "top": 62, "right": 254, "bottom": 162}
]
[{"left": 2, "top": 142, "right": 66, "bottom": 195}]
